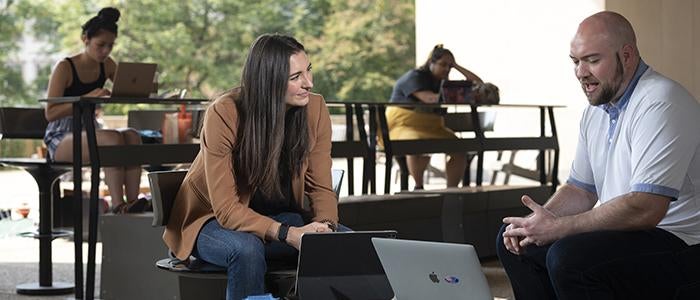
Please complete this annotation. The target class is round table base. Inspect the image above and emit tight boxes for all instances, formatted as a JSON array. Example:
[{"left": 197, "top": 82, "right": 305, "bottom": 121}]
[{"left": 16, "top": 281, "right": 74, "bottom": 296}]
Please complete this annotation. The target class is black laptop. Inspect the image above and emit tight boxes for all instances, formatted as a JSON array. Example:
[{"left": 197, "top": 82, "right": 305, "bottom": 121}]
[
  {"left": 440, "top": 80, "right": 474, "bottom": 104},
  {"left": 295, "top": 230, "right": 397, "bottom": 300}
]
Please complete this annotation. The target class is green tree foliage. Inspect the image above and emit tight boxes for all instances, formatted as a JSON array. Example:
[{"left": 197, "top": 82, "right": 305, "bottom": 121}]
[
  {"left": 2, "top": 0, "right": 414, "bottom": 109},
  {"left": 1, "top": 0, "right": 71, "bottom": 106},
  {"left": 1, "top": 0, "right": 31, "bottom": 105},
  {"left": 302, "top": 0, "right": 415, "bottom": 101}
]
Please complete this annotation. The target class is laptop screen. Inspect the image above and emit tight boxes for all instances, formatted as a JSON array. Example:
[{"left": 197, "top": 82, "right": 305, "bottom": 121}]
[{"left": 296, "top": 231, "right": 397, "bottom": 299}]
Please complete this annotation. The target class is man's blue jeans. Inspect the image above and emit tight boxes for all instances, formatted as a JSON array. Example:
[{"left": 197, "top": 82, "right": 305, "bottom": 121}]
[
  {"left": 193, "top": 212, "right": 349, "bottom": 300},
  {"left": 496, "top": 224, "right": 691, "bottom": 300}
]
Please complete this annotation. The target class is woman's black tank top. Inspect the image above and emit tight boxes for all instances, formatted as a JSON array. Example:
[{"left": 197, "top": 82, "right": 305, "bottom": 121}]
[{"left": 63, "top": 57, "right": 106, "bottom": 97}]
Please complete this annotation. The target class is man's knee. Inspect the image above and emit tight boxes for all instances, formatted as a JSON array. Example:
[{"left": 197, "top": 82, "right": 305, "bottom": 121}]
[{"left": 545, "top": 235, "right": 590, "bottom": 278}]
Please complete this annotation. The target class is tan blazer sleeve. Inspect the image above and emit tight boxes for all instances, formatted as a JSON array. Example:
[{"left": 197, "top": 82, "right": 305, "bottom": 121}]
[
  {"left": 200, "top": 96, "right": 275, "bottom": 239},
  {"left": 305, "top": 95, "right": 339, "bottom": 223}
]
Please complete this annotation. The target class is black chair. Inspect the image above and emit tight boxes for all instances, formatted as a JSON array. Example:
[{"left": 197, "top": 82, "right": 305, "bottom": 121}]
[
  {"left": 127, "top": 109, "right": 206, "bottom": 140},
  {"left": 0, "top": 107, "right": 73, "bottom": 295},
  {"left": 127, "top": 109, "right": 175, "bottom": 132},
  {"left": 126, "top": 110, "right": 176, "bottom": 172},
  {"left": 128, "top": 109, "right": 205, "bottom": 172},
  {"left": 147, "top": 169, "right": 345, "bottom": 297}
]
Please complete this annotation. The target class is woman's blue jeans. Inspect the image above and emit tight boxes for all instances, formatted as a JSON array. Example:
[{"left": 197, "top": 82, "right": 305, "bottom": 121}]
[{"left": 193, "top": 212, "right": 350, "bottom": 300}]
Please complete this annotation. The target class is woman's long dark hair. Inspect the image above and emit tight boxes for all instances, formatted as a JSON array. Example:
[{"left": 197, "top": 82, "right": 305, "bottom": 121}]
[
  {"left": 418, "top": 44, "right": 453, "bottom": 71},
  {"left": 234, "top": 33, "right": 309, "bottom": 199},
  {"left": 82, "top": 7, "right": 120, "bottom": 39}
]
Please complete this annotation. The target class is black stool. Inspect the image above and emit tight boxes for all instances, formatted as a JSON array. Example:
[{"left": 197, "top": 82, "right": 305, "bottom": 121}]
[{"left": 0, "top": 107, "right": 74, "bottom": 295}]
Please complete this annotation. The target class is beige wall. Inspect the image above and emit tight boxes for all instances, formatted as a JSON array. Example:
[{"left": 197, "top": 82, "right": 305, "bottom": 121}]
[
  {"left": 607, "top": 0, "right": 700, "bottom": 99},
  {"left": 416, "top": 0, "right": 605, "bottom": 181},
  {"left": 416, "top": 1, "right": 699, "bottom": 183}
]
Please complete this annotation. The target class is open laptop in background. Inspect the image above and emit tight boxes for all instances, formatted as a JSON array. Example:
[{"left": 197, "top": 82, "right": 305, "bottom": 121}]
[
  {"left": 296, "top": 230, "right": 397, "bottom": 300},
  {"left": 440, "top": 80, "right": 474, "bottom": 104},
  {"left": 110, "top": 62, "right": 157, "bottom": 98},
  {"left": 372, "top": 238, "right": 493, "bottom": 300}
]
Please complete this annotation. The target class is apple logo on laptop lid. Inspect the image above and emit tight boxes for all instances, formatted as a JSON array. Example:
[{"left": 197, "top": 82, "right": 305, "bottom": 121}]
[{"left": 429, "top": 272, "right": 440, "bottom": 283}]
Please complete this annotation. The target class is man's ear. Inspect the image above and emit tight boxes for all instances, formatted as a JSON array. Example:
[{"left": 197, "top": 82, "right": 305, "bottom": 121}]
[
  {"left": 621, "top": 44, "right": 634, "bottom": 64},
  {"left": 81, "top": 34, "right": 88, "bottom": 45}
]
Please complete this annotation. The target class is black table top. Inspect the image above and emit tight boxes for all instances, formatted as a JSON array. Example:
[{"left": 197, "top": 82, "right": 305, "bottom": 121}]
[{"left": 40, "top": 96, "right": 208, "bottom": 105}]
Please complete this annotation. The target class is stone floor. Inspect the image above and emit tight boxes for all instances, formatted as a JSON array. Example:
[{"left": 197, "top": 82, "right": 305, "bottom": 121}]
[
  {"left": 0, "top": 160, "right": 517, "bottom": 299},
  {"left": 0, "top": 236, "right": 513, "bottom": 299},
  {"left": 0, "top": 237, "right": 102, "bottom": 300}
]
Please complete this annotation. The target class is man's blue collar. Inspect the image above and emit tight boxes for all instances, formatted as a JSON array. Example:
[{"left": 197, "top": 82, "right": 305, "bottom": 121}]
[{"left": 601, "top": 59, "right": 648, "bottom": 114}]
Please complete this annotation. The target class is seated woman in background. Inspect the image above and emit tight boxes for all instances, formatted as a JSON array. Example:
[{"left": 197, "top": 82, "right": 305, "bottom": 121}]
[
  {"left": 163, "top": 33, "right": 348, "bottom": 300},
  {"left": 44, "top": 7, "right": 145, "bottom": 213},
  {"left": 387, "top": 44, "right": 483, "bottom": 189}
]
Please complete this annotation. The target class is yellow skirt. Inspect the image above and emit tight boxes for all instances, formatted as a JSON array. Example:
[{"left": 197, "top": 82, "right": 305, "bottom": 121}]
[{"left": 385, "top": 106, "right": 457, "bottom": 141}]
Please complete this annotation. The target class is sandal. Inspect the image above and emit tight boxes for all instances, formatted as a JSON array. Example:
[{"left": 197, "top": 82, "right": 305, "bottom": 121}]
[
  {"left": 111, "top": 197, "right": 149, "bottom": 214},
  {"left": 111, "top": 202, "right": 128, "bottom": 214}
]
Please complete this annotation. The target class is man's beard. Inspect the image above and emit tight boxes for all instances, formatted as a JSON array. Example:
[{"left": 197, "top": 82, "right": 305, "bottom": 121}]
[{"left": 589, "top": 53, "right": 624, "bottom": 106}]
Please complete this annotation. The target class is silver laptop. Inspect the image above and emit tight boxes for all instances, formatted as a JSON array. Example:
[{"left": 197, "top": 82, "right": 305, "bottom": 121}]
[
  {"left": 371, "top": 238, "right": 493, "bottom": 300},
  {"left": 296, "top": 230, "right": 397, "bottom": 300},
  {"left": 111, "top": 62, "right": 157, "bottom": 98}
]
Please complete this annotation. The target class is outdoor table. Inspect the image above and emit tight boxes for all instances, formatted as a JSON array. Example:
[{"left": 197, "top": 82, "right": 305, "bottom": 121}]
[{"left": 371, "top": 102, "right": 563, "bottom": 193}]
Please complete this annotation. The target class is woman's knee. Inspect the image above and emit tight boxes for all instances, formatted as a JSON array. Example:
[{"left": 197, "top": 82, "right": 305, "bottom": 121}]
[
  {"left": 233, "top": 242, "right": 266, "bottom": 275},
  {"left": 119, "top": 128, "right": 142, "bottom": 145},
  {"left": 227, "top": 234, "right": 265, "bottom": 264},
  {"left": 96, "top": 130, "right": 125, "bottom": 146},
  {"left": 197, "top": 222, "right": 265, "bottom": 267}
]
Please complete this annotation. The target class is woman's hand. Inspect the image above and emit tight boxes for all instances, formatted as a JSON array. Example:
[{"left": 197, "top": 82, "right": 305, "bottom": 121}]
[
  {"left": 285, "top": 221, "right": 332, "bottom": 250},
  {"left": 44, "top": 87, "right": 111, "bottom": 122},
  {"left": 451, "top": 60, "right": 484, "bottom": 84},
  {"left": 444, "top": 55, "right": 458, "bottom": 69},
  {"left": 86, "top": 88, "right": 111, "bottom": 97}
]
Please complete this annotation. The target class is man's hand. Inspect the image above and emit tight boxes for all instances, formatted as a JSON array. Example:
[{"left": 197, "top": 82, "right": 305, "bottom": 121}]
[
  {"left": 284, "top": 222, "right": 332, "bottom": 250},
  {"left": 502, "top": 223, "right": 524, "bottom": 255},
  {"left": 503, "top": 195, "right": 564, "bottom": 249}
]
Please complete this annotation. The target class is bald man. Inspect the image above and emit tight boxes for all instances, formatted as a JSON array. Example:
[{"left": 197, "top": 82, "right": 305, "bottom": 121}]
[{"left": 496, "top": 11, "right": 700, "bottom": 299}]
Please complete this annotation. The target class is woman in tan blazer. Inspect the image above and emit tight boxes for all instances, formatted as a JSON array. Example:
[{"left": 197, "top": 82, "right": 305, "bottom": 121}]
[{"left": 163, "top": 34, "right": 343, "bottom": 300}]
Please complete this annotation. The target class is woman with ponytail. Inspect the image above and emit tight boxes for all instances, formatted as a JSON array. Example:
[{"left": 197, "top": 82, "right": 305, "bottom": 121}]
[
  {"left": 386, "top": 44, "right": 483, "bottom": 190},
  {"left": 44, "top": 7, "right": 146, "bottom": 213},
  {"left": 163, "top": 33, "right": 346, "bottom": 300}
]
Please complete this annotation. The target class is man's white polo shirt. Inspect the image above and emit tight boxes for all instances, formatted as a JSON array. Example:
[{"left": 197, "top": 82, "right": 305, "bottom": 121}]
[{"left": 568, "top": 63, "right": 700, "bottom": 245}]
